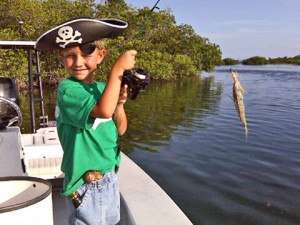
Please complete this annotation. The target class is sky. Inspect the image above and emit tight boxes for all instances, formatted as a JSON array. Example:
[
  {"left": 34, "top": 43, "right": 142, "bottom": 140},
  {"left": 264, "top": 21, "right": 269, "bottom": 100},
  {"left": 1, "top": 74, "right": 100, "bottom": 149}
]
[{"left": 122, "top": 0, "right": 300, "bottom": 60}]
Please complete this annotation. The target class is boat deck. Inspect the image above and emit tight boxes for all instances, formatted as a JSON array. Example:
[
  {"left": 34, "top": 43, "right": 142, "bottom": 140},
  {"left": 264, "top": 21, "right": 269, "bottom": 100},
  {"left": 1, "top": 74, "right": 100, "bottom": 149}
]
[{"left": 0, "top": 127, "right": 192, "bottom": 225}]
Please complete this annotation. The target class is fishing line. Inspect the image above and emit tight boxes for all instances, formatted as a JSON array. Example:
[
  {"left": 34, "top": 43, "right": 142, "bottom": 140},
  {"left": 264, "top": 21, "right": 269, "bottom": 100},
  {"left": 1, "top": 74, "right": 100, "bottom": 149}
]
[{"left": 134, "top": 0, "right": 162, "bottom": 40}]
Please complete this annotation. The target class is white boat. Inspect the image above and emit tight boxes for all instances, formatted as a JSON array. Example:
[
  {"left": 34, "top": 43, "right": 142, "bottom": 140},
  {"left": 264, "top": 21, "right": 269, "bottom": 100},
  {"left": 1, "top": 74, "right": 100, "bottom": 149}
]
[{"left": 0, "top": 41, "right": 192, "bottom": 225}]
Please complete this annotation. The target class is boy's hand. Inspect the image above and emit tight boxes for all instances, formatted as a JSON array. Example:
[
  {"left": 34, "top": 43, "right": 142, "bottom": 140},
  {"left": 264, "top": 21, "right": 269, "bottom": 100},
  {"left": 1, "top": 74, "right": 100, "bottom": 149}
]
[
  {"left": 118, "top": 84, "right": 128, "bottom": 104},
  {"left": 112, "top": 50, "right": 137, "bottom": 75}
]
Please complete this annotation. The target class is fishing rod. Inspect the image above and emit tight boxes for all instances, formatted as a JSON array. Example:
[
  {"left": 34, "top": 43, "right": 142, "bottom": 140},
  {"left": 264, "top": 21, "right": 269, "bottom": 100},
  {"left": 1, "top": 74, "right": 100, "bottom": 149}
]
[
  {"left": 122, "top": 0, "right": 162, "bottom": 100},
  {"left": 151, "top": 0, "right": 161, "bottom": 12},
  {"left": 134, "top": 0, "right": 162, "bottom": 38}
]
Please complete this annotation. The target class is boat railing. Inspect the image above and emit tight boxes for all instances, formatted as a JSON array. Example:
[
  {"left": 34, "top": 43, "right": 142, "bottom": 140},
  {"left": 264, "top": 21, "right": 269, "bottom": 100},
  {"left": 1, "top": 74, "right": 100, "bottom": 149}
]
[{"left": 0, "top": 41, "right": 48, "bottom": 133}]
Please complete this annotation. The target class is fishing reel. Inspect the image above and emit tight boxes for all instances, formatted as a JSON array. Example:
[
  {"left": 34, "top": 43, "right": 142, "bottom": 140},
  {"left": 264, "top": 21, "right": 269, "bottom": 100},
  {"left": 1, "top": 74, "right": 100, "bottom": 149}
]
[{"left": 122, "top": 68, "right": 150, "bottom": 100}]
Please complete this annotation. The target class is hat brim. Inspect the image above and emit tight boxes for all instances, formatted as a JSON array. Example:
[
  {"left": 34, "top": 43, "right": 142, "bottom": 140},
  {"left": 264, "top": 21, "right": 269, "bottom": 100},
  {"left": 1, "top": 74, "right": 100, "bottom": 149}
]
[{"left": 35, "top": 18, "right": 128, "bottom": 51}]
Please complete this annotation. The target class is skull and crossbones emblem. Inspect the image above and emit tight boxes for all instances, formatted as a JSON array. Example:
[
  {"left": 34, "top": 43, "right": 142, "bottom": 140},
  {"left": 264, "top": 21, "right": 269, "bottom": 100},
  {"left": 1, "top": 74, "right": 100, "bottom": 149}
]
[{"left": 56, "top": 26, "right": 82, "bottom": 48}]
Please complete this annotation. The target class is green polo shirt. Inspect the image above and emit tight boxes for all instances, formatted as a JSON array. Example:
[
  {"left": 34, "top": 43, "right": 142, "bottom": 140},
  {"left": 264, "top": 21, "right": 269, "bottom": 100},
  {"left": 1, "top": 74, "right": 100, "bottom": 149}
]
[{"left": 56, "top": 77, "right": 121, "bottom": 197}]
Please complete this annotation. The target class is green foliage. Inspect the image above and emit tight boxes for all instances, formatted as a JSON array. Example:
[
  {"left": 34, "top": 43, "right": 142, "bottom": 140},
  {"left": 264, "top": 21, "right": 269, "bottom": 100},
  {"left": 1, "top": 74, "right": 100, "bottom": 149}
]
[
  {"left": 268, "top": 56, "right": 300, "bottom": 65},
  {"left": 223, "top": 55, "right": 300, "bottom": 66},
  {"left": 223, "top": 58, "right": 239, "bottom": 65},
  {"left": 242, "top": 56, "right": 269, "bottom": 65},
  {"left": 173, "top": 54, "right": 199, "bottom": 78},
  {"left": 137, "top": 50, "right": 174, "bottom": 80},
  {"left": 242, "top": 55, "right": 300, "bottom": 65},
  {"left": 0, "top": 0, "right": 223, "bottom": 86},
  {"left": 0, "top": 48, "right": 28, "bottom": 87},
  {"left": 200, "top": 42, "right": 223, "bottom": 71}
]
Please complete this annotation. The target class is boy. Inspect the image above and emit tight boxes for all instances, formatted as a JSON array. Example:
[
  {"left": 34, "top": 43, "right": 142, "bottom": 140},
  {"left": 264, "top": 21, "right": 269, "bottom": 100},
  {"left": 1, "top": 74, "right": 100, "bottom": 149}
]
[{"left": 35, "top": 18, "right": 135, "bottom": 224}]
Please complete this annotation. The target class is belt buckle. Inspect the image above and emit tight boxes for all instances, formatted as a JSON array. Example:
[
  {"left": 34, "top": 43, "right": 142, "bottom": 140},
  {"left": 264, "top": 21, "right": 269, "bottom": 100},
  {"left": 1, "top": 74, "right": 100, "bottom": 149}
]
[{"left": 84, "top": 170, "right": 103, "bottom": 183}]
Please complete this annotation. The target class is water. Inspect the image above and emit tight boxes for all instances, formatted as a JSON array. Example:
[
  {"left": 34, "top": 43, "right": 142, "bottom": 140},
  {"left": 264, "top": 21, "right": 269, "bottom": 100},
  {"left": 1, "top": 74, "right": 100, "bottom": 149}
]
[{"left": 20, "top": 65, "right": 300, "bottom": 225}]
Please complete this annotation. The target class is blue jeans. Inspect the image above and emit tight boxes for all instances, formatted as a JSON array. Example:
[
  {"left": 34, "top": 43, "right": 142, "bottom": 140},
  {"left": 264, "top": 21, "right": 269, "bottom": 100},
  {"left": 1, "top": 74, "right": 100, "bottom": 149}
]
[{"left": 65, "top": 171, "right": 120, "bottom": 225}]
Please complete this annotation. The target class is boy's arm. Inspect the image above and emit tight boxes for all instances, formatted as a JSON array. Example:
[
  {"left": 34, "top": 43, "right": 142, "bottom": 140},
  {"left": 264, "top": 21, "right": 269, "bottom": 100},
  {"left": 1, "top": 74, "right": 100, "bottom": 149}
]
[
  {"left": 113, "top": 84, "right": 128, "bottom": 136},
  {"left": 113, "top": 103, "right": 127, "bottom": 136},
  {"left": 91, "top": 50, "right": 137, "bottom": 118}
]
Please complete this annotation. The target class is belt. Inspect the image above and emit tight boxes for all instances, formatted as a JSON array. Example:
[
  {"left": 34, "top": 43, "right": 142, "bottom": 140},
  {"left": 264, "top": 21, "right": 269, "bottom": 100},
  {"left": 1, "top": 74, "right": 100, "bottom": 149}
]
[{"left": 69, "top": 170, "right": 103, "bottom": 201}]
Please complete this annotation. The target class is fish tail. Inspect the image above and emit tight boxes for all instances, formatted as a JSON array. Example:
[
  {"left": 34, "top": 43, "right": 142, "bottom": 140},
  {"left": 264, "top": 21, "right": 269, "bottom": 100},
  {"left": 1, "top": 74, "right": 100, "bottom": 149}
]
[{"left": 245, "top": 125, "right": 248, "bottom": 141}]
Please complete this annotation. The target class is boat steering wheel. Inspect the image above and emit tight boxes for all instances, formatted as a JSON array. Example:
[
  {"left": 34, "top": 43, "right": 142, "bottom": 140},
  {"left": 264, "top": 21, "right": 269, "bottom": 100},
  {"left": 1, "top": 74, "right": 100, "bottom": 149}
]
[{"left": 0, "top": 96, "right": 23, "bottom": 130}]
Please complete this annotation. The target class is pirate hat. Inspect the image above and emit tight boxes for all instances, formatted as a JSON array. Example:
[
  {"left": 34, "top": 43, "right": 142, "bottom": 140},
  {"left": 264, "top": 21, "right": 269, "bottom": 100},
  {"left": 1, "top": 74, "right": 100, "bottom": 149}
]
[{"left": 35, "top": 18, "right": 128, "bottom": 51}]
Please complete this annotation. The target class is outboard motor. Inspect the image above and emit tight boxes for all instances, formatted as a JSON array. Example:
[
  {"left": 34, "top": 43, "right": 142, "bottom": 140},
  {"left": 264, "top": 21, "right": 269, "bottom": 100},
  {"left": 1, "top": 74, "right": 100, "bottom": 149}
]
[{"left": 0, "top": 77, "right": 22, "bottom": 129}]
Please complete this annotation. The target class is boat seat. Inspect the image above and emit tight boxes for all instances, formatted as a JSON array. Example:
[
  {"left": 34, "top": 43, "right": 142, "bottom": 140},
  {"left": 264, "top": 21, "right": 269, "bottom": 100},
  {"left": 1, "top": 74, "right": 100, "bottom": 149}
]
[
  {"left": 23, "top": 143, "right": 64, "bottom": 179},
  {"left": 22, "top": 127, "right": 64, "bottom": 179},
  {"left": 27, "top": 157, "right": 62, "bottom": 178}
]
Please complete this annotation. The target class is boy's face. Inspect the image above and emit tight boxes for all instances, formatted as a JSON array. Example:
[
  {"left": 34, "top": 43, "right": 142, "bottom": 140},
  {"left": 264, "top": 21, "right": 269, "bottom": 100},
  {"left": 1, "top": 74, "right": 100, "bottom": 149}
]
[{"left": 60, "top": 45, "right": 106, "bottom": 83}]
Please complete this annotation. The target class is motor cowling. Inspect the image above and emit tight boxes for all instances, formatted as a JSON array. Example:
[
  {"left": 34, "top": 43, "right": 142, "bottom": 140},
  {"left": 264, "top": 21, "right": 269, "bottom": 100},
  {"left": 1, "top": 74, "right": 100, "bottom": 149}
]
[{"left": 0, "top": 77, "right": 21, "bottom": 130}]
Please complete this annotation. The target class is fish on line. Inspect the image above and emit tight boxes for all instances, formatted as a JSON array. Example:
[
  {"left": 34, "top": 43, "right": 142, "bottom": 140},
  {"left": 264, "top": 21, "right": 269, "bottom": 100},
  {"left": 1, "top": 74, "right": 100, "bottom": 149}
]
[{"left": 230, "top": 69, "right": 248, "bottom": 140}]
